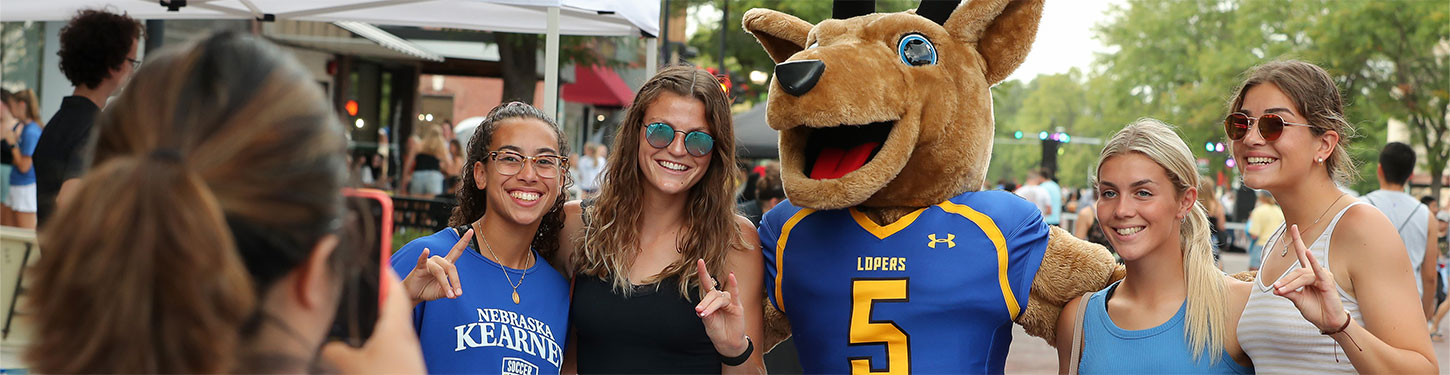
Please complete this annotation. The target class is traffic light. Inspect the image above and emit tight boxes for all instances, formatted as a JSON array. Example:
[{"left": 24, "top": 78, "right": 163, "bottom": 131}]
[{"left": 1013, "top": 130, "right": 1023, "bottom": 139}]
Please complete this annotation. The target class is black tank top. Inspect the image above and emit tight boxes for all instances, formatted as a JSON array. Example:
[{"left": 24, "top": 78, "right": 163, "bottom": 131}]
[
  {"left": 415, "top": 153, "right": 440, "bottom": 171},
  {"left": 570, "top": 274, "right": 720, "bottom": 374}
]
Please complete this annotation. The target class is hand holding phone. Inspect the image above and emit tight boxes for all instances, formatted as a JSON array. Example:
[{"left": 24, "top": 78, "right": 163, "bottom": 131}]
[
  {"left": 320, "top": 270, "right": 426, "bottom": 374},
  {"left": 401, "top": 228, "right": 472, "bottom": 306},
  {"left": 327, "top": 189, "right": 392, "bottom": 347}
]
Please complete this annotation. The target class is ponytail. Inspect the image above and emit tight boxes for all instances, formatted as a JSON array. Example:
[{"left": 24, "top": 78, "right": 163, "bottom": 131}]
[
  {"left": 1181, "top": 199, "right": 1227, "bottom": 363},
  {"left": 1096, "top": 118, "right": 1229, "bottom": 364},
  {"left": 28, "top": 155, "right": 255, "bottom": 373}
]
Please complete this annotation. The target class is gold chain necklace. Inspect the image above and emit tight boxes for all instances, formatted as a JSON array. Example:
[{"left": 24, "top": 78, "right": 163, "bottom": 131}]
[
  {"left": 1280, "top": 193, "right": 1349, "bottom": 257},
  {"left": 475, "top": 223, "right": 531, "bottom": 304}
]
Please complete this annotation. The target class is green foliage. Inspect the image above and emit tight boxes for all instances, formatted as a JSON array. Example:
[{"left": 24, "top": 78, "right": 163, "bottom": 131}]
[
  {"left": 992, "top": 0, "right": 1446, "bottom": 195},
  {"left": 684, "top": 0, "right": 917, "bottom": 105}
]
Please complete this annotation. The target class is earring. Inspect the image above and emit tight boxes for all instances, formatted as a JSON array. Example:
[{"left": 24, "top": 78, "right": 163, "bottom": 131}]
[{"left": 1316, "top": 158, "right": 1324, "bottom": 163}]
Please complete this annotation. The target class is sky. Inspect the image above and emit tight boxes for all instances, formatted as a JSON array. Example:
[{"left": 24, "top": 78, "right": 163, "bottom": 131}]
[
  {"left": 688, "top": 0, "right": 1123, "bottom": 85},
  {"left": 1004, "top": 0, "right": 1122, "bottom": 83}
]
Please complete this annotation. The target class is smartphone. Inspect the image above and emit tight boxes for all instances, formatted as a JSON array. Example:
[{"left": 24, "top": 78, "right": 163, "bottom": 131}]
[{"left": 327, "top": 188, "right": 393, "bottom": 347}]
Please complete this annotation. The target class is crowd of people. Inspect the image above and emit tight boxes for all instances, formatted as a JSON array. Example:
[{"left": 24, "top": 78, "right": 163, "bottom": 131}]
[{"left": 3, "top": 7, "right": 1445, "bottom": 375}]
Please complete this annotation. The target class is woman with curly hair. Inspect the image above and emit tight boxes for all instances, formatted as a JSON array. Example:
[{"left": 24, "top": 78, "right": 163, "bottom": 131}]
[
  {"left": 556, "top": 65, "right": 765, "bottom": 373},
  {"left": 390, "top": 101, "right": 575, "bottom": 374}
]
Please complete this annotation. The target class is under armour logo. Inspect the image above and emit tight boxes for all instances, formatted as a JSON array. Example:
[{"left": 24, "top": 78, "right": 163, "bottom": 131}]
[{"left": 927, "top": 233, "right": 956, "bottom": 249}]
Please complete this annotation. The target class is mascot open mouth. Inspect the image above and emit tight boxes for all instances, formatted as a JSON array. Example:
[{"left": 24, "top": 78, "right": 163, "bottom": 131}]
[{"left": 803, "top": 121, "right": 894, "bottom": 180}]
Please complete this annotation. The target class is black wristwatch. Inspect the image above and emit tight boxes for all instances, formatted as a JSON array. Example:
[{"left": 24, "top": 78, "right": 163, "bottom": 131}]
[{"left": 718, "top": 335, "right": 754, "bottom": 366}]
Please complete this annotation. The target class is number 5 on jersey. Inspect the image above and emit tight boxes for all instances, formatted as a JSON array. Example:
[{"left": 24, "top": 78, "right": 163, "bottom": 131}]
[{"left": 848, "top": 278, "right": 908, "bottom": 375}]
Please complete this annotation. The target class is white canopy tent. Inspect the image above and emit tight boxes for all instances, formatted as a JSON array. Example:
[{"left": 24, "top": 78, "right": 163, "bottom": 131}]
[{"left": 0, "top": 0, "right": 661, "bottom": 113}]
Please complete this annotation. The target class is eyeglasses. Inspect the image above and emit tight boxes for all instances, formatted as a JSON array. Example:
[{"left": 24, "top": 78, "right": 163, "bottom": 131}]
[
  {"left": 487, "top": 150, "right": 567, "bottom": 178},
  {"left": 127, "top": 57, "right": 141, "bottom": 69},
  {"left": 644, "top": 122, "right": 714, "bottom": 157},
  {"left": 1224, "top": 112, "right": 1317, "bottom": 142}
]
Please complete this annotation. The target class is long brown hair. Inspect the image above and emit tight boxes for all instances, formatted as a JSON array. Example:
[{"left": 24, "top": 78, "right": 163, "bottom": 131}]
[
  {"left": 11, "top": 88, "right": 43, "bottom": 126},
  {"left": 577, "top": 65, "right": 745, "bottom": 296},
  {"left": 1229, "top": 60, "right": 1358, "bottom": 184},
  {"left": 25, "top": 31, "right": 350, "bottom": 373},
  {"left": 448, "top": 101, "right": 572, "bottom": 262}
]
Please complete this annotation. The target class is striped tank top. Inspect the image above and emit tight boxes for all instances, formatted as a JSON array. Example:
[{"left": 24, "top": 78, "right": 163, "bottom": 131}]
[{"left": 1237, "top": 201, "right": 1364, "bottom": 374}]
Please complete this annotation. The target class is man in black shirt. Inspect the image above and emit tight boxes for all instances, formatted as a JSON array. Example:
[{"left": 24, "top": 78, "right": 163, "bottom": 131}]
[{"left": 33, "top": 10, "right": 143, "bottom": 229}]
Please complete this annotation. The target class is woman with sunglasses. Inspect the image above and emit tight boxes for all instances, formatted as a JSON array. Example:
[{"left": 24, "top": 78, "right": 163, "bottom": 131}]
[
  {"left": 555, "top": 65, "right": 765, "bottom": 373},
  {"left": 390, "top": 102, "right": 575, "bottom": 374},
  {"left": 1056, "top": 119, "right": 1252, "bottom": 374},
  {"left": 1228, "top": 60, "right": 1437, "bottom": 373}
]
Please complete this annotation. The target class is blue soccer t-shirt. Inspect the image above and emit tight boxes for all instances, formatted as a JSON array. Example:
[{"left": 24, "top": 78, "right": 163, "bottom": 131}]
[
  {"left": 390, "top": 228, "right": 571, "bottom": 375},
  {"left": 759, "top": 190, "right": 1049, "bottom": 374}
]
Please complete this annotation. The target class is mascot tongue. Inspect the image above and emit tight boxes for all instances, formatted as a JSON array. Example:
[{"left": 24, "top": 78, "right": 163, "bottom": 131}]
[{"left": 810, "top": 141, "right": 880, "bottom": 180}]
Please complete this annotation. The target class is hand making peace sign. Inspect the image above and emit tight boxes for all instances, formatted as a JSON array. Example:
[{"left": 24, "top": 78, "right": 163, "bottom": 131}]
[
  {"left": 694, "top": 258, "right": 750, "bottom": 358},
  {"left": 402, "top": 228, "right": 473, "bottom": 306},
  {"left": 1271, "top": 224, "right": 1351, "bottom": 332}
]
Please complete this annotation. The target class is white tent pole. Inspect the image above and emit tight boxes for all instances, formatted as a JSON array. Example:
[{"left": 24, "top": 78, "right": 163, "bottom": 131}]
[
  {"left": 646, "top": 37, "right": 658, "bottom": 79},
  {"left": 544, "top": 6, "right": 561, "bottom": 119}
]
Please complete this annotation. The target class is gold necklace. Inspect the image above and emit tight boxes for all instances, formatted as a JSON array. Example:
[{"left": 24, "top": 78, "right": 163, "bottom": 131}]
[
  {"left": 1281, "top": 193, "right": 1349, "bottom": 257},
  {"left": 475, "top": 224, "right": 531, "bottom": 304}
]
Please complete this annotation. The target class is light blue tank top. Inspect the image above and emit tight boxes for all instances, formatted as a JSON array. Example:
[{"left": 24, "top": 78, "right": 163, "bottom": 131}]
[{"left": 1078, "top": 281, "right": 1252, "bottom": 374}]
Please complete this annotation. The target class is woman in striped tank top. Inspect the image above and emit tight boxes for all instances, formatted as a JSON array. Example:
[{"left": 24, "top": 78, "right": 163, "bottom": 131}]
[{"left": 1228, "top": 60, "right": 1438, "bottom": 373}]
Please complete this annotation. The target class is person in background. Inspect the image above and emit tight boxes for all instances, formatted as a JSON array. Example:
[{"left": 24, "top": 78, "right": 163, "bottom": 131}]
[
  {"left": 1228, "top": 60, "right": 1436, "bottom": 373},
  {"left": 445, "top": 138, "right": 466, "bottom": 179},
  {"left": 1197, "top": 179, "right": 1228, "bottom": 268},
  {"left": 575, "top": 142, "right": 605, "bottom": 199},
  {"left": 33, "top": 9, "right": 143, "bottom": 229},
  {"left": 401, "top": 123, "right": 454, "bottom": 197},
  {"left": 1040, "top": 168, "right": 1063, "bottom": 226},
  {"left": 1056, "top": 119, "right": 1252, "bottom": 374},
  {"left": 1246, "top": 191, "right": 1284, "bottom": 272},
  {"left": 1363, "top": 142, "right": 1439, "bottom": 320},
  {"left": 22, "top": 31, "right": 423, "bottom": 374},
  {"left": 736, "top": 162, "right": 783, "bottom": 227},
  {"left": 1015, "top": 170, "right": 1053, "bottom": 218},
  {"left": 4, "top": 89, "right": 43, "bottom": 229},
  {"left": 0, "top": 89, "right": 15, "bottom": 226}
]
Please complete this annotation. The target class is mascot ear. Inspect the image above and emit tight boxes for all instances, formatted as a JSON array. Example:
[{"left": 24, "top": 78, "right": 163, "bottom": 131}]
[
  {"left": 743, "top": 8, "right": 813, "bottom": 64},
  {"left": 943, "top": 0, "right": 1044, "bottom": 84}
]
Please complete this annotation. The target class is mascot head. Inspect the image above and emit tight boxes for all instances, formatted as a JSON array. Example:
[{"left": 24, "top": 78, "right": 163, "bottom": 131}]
[{"left": 744, "top": 0, "right": 1043, "bottom": 210}]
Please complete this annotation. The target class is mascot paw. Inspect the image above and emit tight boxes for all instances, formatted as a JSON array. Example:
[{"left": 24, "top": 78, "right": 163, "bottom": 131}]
[
  {"left": 1021, "top": 226, "right": 1123, "bottom": 344},
  {"left": 763, "top": 298, "right": 792, "bottom": 352}
]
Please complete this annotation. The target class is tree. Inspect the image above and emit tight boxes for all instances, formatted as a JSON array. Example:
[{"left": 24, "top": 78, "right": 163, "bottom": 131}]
[
  {"left": 1291, "top": 0, "right": 1450, "bottom": 198},
  {"left": 684, "top": 0, "right": 917, "bottom": 105},
  {"left": 1090, "top": 0, "right": 1447, "bottom": 194},
  {"left": 495, "top": 33, "right": 634, "bottom": 105}
]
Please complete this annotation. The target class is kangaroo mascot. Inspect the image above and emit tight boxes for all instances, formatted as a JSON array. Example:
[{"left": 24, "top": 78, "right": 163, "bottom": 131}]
[{"left": 746, "top": 0, "right": 1123, "bottom": 373}]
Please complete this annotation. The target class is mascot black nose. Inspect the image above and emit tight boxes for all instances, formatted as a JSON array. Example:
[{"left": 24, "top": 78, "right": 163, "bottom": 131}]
[{"left": 775, "top": 60, "right": 825, "bottom": 97}]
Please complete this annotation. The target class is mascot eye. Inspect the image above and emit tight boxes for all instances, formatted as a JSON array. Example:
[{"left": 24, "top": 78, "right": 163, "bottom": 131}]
[
  {"left": 808, "top": 41, "right": 819, "bottom": 49},
  {"left": 897, "top": 34, "right": 937, "bottom": 66}
]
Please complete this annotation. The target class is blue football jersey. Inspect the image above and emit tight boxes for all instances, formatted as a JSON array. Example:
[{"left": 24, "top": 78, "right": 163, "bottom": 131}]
[{"left": 759, "top": 190, "right": 1048, "bottom": 374}]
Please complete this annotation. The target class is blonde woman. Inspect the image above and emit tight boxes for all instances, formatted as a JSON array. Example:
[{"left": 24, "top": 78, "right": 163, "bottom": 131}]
[
  {"left": 556, "top": 66, "right": 765, "bottom": 373},
  {"left": 1229, "top": 60, "right": 1437, "bottom": 373},
  {"left": 401, "top": 123, "right": 454, "bottom": 196},
  {"left": 1056, "top": 119, "right": 1252, "bottom": 374}
]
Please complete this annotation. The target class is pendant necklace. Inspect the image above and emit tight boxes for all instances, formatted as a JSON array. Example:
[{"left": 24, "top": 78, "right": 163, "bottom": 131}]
[
  {"left": 476, "top": 223, "right": 531, "bottom": 304},
  {"left": 1281, "top": 193, "right": 1348, "bottom": 257}
]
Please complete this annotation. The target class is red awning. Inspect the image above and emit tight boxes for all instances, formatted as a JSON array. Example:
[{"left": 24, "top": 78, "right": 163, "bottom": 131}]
[{"left": 562, "top": 65, "right": 635, "bottom": 107}]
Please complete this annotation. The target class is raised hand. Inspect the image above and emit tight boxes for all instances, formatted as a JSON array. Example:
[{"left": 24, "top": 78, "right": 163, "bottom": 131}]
[
  {"left": 1271, "top": 224, "right": 1350, "bottom": 331},
  {"left": 402, "top": 228, "right": 472, "bottom": 306},
  {"left": 694, "top": 258, "right": 749, "bottom": 358}
]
